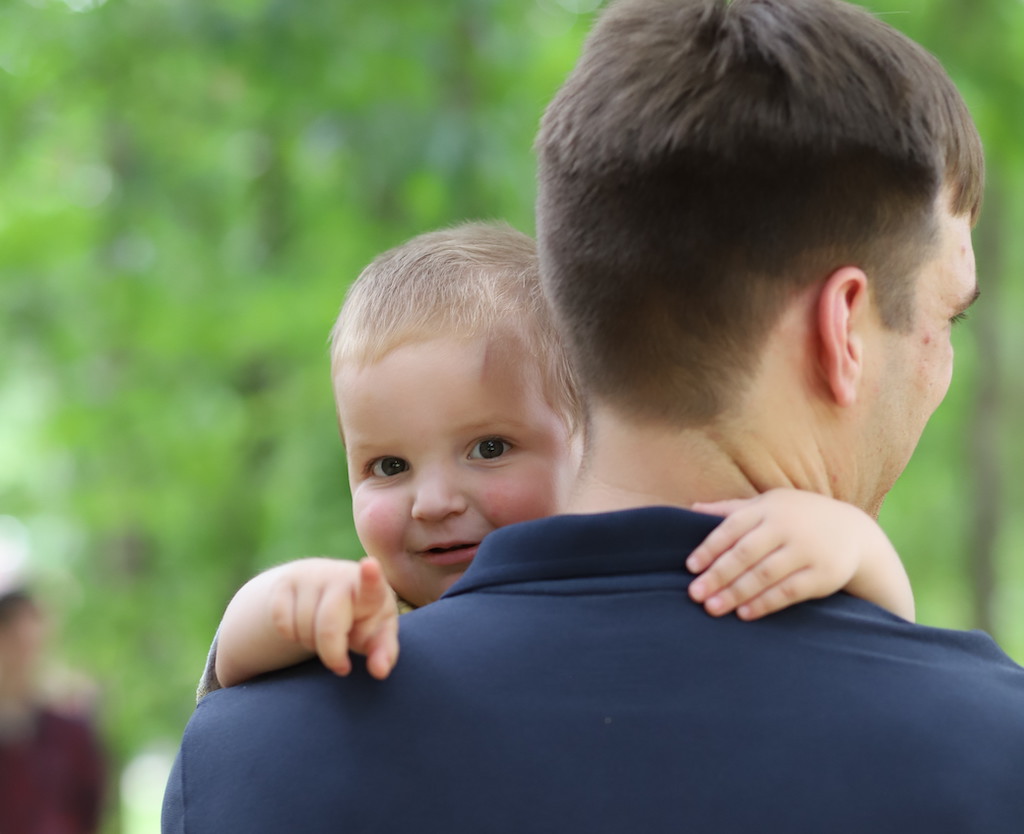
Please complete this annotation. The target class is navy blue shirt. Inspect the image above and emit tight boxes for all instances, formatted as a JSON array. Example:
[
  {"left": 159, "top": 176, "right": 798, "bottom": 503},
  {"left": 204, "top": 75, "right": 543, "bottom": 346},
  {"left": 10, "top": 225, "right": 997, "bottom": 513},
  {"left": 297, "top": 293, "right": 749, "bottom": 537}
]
[{"left": 164, "top": 508, "right": 1024, "bottom": 833}]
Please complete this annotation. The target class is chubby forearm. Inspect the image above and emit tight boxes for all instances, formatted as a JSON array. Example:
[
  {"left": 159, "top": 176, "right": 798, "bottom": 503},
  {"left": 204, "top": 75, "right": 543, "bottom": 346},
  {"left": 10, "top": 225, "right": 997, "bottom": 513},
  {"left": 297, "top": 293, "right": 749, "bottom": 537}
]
[
  {"left": 843, "top": 525, "right": 916, "bottom": 622},
  {"left": 215, "top": 564, "right": 316, "bottom": 688}
]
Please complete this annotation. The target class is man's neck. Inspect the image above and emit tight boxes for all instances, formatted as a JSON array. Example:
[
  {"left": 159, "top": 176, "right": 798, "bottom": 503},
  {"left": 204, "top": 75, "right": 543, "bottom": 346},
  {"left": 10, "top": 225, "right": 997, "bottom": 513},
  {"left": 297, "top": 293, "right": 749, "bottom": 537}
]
[{"left": 567, "top": 406, "right": 836, "bottom": 514}]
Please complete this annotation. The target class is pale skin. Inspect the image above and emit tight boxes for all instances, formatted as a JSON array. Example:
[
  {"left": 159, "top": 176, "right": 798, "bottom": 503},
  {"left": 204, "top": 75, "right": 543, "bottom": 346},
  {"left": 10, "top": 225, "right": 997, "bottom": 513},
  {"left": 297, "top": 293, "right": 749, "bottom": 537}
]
[{"left": 215, "top": 341, "right": 920, "bottom": 688}]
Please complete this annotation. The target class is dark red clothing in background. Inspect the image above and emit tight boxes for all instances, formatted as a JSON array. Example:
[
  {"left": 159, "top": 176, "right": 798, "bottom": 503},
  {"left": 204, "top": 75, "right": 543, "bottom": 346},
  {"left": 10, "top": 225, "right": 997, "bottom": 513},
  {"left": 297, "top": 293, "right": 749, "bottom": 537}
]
[{"left": 0, "top": 708, "right": 105, "bottom": 834}]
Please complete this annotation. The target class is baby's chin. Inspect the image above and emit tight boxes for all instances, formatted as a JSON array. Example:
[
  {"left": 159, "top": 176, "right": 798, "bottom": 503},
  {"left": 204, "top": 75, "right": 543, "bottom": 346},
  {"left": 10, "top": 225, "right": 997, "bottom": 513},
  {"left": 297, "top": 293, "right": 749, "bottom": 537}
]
[
  {"left": 392, "top": 567, "right": 472, "bottom": 610},
  {"left": 432, "top": 568, "right": 470, "bottom": 599}
]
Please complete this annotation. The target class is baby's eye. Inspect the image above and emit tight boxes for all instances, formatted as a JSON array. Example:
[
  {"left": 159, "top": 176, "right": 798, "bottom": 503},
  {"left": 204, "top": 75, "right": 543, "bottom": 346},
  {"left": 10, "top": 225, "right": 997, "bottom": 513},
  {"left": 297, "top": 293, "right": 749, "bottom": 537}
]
[
  {"left": 370, "top": 457, "right": 409, "bottom": 477},
  {"left": 470, "top": 437, "right": 508, "bottom": 460}
]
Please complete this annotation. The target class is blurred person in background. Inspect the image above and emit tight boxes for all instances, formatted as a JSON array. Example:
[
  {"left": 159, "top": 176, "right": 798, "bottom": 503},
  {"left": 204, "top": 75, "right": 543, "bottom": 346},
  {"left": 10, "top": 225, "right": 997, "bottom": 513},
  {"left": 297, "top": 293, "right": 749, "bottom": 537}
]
[{"left": 0, "top": 577, "right": 106, "bottom": 834}]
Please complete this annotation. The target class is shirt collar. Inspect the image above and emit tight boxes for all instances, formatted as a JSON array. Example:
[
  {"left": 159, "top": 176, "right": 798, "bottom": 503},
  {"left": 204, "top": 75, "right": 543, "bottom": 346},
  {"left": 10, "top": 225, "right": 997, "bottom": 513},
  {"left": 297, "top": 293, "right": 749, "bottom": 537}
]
[{"left": 443, "top": 506, "right": 722, "bottom": 598}]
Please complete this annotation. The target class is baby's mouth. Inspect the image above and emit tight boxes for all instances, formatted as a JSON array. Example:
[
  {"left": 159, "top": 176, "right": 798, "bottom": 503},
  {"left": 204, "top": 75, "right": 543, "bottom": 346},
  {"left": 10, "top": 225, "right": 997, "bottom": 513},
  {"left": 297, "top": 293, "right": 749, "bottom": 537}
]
[{"left": 420, "top": 543, "right": 479, "bottom": 567}]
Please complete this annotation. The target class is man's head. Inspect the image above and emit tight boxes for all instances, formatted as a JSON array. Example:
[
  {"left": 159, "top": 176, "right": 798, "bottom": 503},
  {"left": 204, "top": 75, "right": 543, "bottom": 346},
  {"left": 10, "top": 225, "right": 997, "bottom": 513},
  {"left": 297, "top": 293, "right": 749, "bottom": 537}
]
[
  {"left": 535, "top": 0, "right": 982, "bottom": 510},
  {"left": 536, "top": 0, "right": 982, "bottom": 426},
  {"left": 329, "top": 223, "right": 582, "bottom": 606},
  {"left": 0, "top": 590, "right": 46, "bottom": 699}
]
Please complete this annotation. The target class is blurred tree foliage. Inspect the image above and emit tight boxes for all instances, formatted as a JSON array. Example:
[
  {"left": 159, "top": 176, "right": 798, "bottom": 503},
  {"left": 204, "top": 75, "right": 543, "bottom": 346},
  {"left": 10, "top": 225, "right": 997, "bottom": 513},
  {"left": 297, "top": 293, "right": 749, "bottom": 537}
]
[{"left": 1, "top": 0, "right": 1022, "bottom": 829}]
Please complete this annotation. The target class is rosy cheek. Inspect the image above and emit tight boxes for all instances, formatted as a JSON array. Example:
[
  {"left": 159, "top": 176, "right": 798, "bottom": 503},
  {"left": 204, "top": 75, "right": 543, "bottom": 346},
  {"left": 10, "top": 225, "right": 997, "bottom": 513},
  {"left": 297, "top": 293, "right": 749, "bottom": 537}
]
[
  {"left": 353, "top": 495, "right": 403, "bottom": 553},
  {"left": 480, "top": 472, "right": 560, "bottom": 529}
]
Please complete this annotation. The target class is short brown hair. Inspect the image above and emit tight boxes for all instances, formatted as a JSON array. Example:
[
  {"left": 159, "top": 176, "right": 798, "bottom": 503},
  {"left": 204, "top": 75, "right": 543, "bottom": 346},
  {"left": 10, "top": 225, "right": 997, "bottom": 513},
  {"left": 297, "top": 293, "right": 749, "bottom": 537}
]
[
  {"left": 536, "top": 0, "right": 984, "bottom": 425},
  {"left": 330, "top": 222, "right": 581, "bottom": 435}
]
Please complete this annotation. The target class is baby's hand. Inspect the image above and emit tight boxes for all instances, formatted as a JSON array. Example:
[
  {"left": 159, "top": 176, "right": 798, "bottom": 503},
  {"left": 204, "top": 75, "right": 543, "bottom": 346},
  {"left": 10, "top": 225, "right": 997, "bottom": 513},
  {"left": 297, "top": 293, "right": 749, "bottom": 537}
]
[
  {"left": 686, "top": 489, "right": 913, "bottom": 621},
  {"left": 268, "top": 556, "right": 400, "bottom": 680}
]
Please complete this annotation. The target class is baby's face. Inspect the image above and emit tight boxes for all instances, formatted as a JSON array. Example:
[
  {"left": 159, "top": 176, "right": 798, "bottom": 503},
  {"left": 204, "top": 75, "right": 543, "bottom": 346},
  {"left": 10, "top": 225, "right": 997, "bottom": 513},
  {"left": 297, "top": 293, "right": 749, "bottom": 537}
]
[{"left": 336, "top": 335, "right": 579, "bottom": 608}]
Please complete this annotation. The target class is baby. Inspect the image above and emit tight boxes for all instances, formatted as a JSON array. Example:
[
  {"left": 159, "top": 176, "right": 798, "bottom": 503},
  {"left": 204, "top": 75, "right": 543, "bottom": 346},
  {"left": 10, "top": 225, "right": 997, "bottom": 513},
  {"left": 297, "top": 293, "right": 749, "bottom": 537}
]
[{"left": 201, "top": 222, "right": 912, "bottom": 693}]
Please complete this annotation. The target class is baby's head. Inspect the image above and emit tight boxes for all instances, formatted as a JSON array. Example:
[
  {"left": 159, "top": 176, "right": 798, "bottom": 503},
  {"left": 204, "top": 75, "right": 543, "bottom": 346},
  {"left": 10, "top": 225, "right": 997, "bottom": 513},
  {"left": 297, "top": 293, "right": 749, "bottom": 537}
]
[{"left": 330, "top": 222, "right": 583, "bottom": 607}]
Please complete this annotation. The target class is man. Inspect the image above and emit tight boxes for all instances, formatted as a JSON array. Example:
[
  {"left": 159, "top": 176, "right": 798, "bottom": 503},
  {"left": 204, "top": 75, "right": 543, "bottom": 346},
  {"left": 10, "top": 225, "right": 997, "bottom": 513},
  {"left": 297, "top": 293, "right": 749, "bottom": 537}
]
[
  {"left": 0, "top": 585, "right": 106, "bottom": 834},
  {"left": 163, "top": 1, "right": 1024, "bottom": 831}
]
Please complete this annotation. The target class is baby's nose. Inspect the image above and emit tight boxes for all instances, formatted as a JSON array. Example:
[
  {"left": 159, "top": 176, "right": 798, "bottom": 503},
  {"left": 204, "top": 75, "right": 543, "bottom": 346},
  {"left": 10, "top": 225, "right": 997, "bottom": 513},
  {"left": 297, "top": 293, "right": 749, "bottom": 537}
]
[{"left": 410, "top": 472, "right": 469, "bottom": 521}]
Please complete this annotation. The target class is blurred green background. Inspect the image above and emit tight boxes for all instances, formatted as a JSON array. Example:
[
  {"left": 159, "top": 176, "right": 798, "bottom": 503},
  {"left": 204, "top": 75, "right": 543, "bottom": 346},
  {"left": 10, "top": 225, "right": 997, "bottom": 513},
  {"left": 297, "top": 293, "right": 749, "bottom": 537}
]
[{"left": 1, "top": 0, "right": 1022, "bottom": 830}]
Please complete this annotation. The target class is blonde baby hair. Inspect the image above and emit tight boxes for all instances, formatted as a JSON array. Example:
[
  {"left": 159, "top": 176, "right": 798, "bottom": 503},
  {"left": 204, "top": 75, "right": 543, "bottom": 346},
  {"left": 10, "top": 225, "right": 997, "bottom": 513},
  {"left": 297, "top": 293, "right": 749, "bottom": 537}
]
[{"left": 330, "top": 221, "right": 582, "bottom": 436}]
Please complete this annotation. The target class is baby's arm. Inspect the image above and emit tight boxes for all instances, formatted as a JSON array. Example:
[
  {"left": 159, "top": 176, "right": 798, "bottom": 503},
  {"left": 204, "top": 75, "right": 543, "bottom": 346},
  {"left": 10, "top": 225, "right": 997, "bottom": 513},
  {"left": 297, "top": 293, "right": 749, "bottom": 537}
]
[
  {"left": 686, "top": 489, "right": 915, "bottom": 622},
  {"left": 215, "top": 556, "right": 400, "bottom": 687}
]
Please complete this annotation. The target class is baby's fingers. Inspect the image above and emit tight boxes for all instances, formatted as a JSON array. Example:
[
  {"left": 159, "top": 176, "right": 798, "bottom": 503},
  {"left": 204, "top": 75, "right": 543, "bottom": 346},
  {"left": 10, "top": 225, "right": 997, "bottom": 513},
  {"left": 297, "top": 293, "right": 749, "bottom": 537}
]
[
  {"left": 361, "top": 613, "right": 400, "bottom": 681},
  {"left": 312, "top": 580, "right": 356, "bottom": 676},
  {"left": 702, "top": 544, "right": 814, "bottom": 617},
  {"left": 685, "top": 509, "right": 762, "bottom": 575},
  {"left": 688, "top": 519, "right": 783, "bottom": 606},
  {"left": 733, "top": 569, "right": 816, "bottom": 621},
  {"left": 347, "top": 558, "right": 400, "bottom": 680}
]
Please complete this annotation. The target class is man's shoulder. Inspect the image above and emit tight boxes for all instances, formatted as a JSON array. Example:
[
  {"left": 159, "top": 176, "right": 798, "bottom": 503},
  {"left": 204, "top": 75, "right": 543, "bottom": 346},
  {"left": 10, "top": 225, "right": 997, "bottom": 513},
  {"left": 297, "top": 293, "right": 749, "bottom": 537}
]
[
  {"left": 194, "top": 660, "right": 347, "bottom": 714},
  {"left": 179, "top": 661, "right": 379, "bottom": 788}
]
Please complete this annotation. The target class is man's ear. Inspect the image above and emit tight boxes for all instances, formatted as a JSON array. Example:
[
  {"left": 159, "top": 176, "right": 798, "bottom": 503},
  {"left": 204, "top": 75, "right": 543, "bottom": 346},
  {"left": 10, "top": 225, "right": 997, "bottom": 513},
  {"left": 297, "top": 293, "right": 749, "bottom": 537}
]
[{"left": 817, "top": 267, "right": 871, "bottom": 408}]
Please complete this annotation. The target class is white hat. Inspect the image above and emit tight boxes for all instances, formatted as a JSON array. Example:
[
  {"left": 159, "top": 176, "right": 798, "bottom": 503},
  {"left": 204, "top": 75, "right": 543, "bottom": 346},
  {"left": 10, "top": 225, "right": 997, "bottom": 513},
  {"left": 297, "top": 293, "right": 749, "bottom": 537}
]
[{"left": 0, "top": 515, "right": 30, "bottom": 599}]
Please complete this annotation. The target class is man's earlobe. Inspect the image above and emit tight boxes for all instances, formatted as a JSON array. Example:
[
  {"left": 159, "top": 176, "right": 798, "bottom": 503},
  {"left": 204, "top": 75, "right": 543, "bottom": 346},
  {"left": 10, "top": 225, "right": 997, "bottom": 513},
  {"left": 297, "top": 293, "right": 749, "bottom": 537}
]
[{"left": 817, "top": 267, "right": 869, "bottom": 408}]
